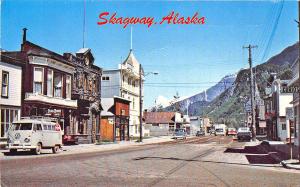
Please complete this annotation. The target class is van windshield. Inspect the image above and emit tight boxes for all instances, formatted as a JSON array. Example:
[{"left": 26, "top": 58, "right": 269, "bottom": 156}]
[{"left": 12, "top": 123, "right": 32, "bottom": 130}]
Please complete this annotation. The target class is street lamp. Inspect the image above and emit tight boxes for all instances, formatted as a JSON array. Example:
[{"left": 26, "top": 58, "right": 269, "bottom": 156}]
[{"left": 139, "top": 64, "right": 158, "bottom": 142}]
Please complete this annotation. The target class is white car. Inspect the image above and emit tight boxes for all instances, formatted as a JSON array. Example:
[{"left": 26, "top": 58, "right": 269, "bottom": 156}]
[
  {"left": 173, "top": 129, "right": 187, "bottom": 140},
  {"left": 7, "top": 118, "right": 63, "bottom": 155}
]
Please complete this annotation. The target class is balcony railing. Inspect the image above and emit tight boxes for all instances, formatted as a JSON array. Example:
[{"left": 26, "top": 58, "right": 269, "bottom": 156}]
[{"left": 25, "top": 92, "right": 77, "bottom": 108}]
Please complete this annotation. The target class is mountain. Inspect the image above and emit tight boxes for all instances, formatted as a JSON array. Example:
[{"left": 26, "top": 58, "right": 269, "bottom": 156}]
[
  {"left": 162, "top": 74, "right": 237, "bottom": 115},
  {"left": 202, "top": 42, "right": 298, "bottom": 128}
]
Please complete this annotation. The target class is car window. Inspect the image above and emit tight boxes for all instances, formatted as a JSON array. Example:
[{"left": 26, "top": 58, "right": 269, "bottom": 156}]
[
  {"left": 48, "top": 125, "right": 52, "bottom": 131},
  {"left": 43, "top": 125, "right": 48, "bottom": 130},
  {"left": 36, "top": 124, "right": 42, "bottom": 131},
  {"left": 13, "top": 123, "right": 32, "bottom": 130}
]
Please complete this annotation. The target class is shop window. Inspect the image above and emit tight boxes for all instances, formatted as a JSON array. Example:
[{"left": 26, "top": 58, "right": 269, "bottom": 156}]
[
  {"left": 54, "top": 73, "right": 62, "bottom": 97},
  {"left": 1, "top": 71, "right": 9, "bottom": 98},
  {"left": 282, "top": 123, "right": 286, "bottom": 130},
  {"left": 33, "top": 67, "right": 43, "bottom": 94},
  {"left": 1, "top": 109, "right": 4, "bottom": 137},
  {"left": 0, "top": 109, "right": 19, "bottom": 137},
  {"left": 294, "top": 106, "right": 297, "bottom": 138},
  {"left": 66, "top": 75, "right": 71, "bottom": 99},
  {"left": 47, "top": 70, "right": 53, "bottom": 97}
]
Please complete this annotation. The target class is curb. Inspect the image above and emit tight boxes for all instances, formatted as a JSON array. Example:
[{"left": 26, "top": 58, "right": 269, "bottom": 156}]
[
  {"left": 281, "top": 160, "right": 300, "bottom": 170},
  {"left": 257, "top": 144, "right": 283, "bottom": 163}
]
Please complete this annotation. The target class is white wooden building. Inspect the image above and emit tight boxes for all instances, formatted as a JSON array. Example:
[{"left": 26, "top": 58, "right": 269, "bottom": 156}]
[
  {"left": 0, "top": 52, "right": 23, "bottom": 139},
  {"left": 101, "top": 50, "right": 145, "bottom": 137}
]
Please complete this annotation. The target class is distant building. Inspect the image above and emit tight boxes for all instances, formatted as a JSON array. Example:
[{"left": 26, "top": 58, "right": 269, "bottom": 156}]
[
  {"left": 0, "top": 52, "right": 24, "bottom": 139},
  {"left": 189, "top": 116, "right": 203, "bottom": 135},
  {"left": 143, "top": 112, "right": 187, "bottom": 136},
  {"left": 100, "top": 97, "right": 130, "bottom": 141},
  {"left": 264, "top": 78, "right": 293, "bottom": 141},
  {"left": 101, "top": 50, "right": 144, "bottom": 137},
  {"left": 288, "top": 58, "right": 299, "bottom": 146}
]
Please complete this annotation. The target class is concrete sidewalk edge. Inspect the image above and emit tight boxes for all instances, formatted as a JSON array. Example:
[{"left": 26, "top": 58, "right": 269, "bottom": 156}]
[{"left": 281, "top": 160, "right": 300, "bottom": 170}]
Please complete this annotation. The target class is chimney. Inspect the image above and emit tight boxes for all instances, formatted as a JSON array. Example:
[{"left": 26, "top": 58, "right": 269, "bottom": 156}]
[{"left": 22, "top": 28, "right": 27, "bottom": 43}]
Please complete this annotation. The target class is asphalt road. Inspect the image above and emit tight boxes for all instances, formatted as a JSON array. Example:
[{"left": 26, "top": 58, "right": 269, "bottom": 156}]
[{"left": 1, "top": 136, "right": 300, "bottom": 187}]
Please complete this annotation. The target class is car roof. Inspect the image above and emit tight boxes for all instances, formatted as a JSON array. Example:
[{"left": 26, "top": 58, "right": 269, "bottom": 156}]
[{"left": 13, "top": 119, "right": 56, "bottom": 125}]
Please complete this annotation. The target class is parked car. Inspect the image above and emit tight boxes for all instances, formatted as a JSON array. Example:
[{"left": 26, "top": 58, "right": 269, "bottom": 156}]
[
  {"left": 227, "top": 128, "right": 237, "bottom": 136},
  {"left": 215, "top": 128, "right": 226, "bottom": 136},
  {"left": 209, "top": 129, "right": 216, "bottom": 136},
  {"left": 196, "top": 130, "right": 205, "bottom": 136},
  {"left": 173, "top": 129, "right": 187, "bottom": 139},
  {"left": 7, "top": 118, "right": 63, "bottom": 155},
  {"left": 214, "top": 124, "right": 227, "bottom": 136},
  {"left": 237, "top": 127, "right": 252, "bottom": 141}
]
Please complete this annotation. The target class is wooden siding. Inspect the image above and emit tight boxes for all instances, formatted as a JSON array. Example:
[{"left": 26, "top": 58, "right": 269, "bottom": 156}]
[{"left": 100, "top": 118, "right": 114, "bottom": 141}]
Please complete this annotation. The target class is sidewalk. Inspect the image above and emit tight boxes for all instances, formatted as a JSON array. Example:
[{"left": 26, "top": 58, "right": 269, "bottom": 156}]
[
  {"left": 0, "top": 136, "right": 175, "bottom": 158},
  {"left": 62, "top": 136, "right": 174, "bottom": 154},
  {"left": 258, "top": 140, "right": 300, "bottom": 170}
]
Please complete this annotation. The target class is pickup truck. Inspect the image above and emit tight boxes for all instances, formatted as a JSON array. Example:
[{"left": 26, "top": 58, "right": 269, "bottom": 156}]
[{"left": 237, "top": 127, "right": 252, "bottom": 141}]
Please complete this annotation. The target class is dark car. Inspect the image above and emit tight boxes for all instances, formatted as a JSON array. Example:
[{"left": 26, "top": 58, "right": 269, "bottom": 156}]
[
  {"left": 196, "top": 130, "right": 205, "bottom": 136},
  {"left": 237, "top": 127, "right": 252, "bottom": 141}
]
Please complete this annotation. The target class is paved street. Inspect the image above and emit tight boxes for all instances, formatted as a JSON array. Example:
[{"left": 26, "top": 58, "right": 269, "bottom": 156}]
[{"left": 1, "top": 136, "right": 300, "bottom": 187}]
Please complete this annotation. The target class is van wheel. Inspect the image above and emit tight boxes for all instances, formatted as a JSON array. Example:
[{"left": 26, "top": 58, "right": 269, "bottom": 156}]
[
  {"left": 52, "top": 146, "right": 59, "bottom": 154},
  {"left": 34, "top": 143, "right": 42, "bottom": 155},
  {"left": 10, "top": 149, "right": 17, "bottom": 154}
]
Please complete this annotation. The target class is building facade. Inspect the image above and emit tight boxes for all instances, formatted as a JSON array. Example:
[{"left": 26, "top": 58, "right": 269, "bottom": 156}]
[
  {"left": 14, "top": 30, "right": 78, "bottom": 135},
  {"left": 101, "top": 50, "right": 144, "bottom": 137},
  {"left": 101, "top": 97, "right": 130, "bottom": 141},
  {"left": 143, "top": 112, "right": 187, "bottom": 136},
  {"left": 64, "top": 49, "right": 102, "bottom": 144},
  {"left": 0, "top": 52, "right": 23, "bottom": 139},
  {"left": 289, "top": 58, "right": 299, "bottom": 146},
  {"left": 264, "top": 78, "right": 293, "bottom": 141}
]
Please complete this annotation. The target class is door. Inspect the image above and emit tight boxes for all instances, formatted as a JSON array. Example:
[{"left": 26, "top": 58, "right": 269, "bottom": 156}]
[{"left": 32, "top": 123, "right": 43, "bottom": 146}]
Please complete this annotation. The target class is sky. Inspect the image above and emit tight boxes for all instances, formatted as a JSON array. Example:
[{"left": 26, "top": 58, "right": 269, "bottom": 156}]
[{"left": 1, "top": 0, "right": 298, "bottom": 108}]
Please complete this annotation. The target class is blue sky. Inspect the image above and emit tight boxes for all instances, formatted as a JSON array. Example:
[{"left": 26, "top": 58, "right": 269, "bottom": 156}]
[{"left": 1, "top": 0, "right": 298, "bottom": 108}]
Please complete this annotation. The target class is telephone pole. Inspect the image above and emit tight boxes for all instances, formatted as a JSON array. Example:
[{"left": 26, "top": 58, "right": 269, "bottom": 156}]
[
  {"left": 295, "top": 0, "right": 300, "bottom": 162},
  {"left": 298, "top": 0, "right": 300, "bottom": 162},
  {"left": 243, "top": 44, "right": 257, "bottom": 141},
  {"left": 139, "top": 63, "right": 143, "bottom": 142}
]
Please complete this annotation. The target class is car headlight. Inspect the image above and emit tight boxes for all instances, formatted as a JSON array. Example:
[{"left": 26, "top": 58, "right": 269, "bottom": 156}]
[{"left": 24, "top": 138, "right": 30, "bottom": 143}]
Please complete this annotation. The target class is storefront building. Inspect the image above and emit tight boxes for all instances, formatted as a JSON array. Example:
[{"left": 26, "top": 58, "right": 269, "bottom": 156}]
[
  {"left": 101, "top": 97, "right": 130, "bottom": 141},
  {"left": 0, "top": 52, "right": 24, "bottom": 139},
  {"left": 20, "top": 29, "right": 77, "bottom": 134},
  {"left": 63, "top": 49, "right": 102, "bottom": 144}
]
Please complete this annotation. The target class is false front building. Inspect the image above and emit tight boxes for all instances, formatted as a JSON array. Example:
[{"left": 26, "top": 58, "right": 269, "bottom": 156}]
[
  {"left": 101, "top": 50, "right": 146, "bottom": 137},
  {"left": 63, "top": 49, "right": 102, "bottom": 144}
]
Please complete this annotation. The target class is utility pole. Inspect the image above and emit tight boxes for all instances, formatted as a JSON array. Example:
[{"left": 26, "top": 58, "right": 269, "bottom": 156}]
[
  {"left": 298, "top": 0, "right": 300, "bottom": 162},
  {"left": 243, "top": 44, "right": 258, "bottom": 141},
  {"left": 295, "top": 0, "right": 300, "bottom": 162},
  {"left": 139, "top": 63, "right": 143, "bottom": 142}
]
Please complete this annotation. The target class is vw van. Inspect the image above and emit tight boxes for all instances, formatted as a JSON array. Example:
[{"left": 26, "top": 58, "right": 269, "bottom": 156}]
[{"left": 7, "top": 117, "right": 63, "bottom": 155}]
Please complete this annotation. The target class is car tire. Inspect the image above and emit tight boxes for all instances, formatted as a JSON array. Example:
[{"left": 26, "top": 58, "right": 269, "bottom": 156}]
[
  {"left": 9, "top": 149, "right": 17, "bottom": 154},
  {"left": 34, "top": 143, "right": 42, "bottom": 155},
  {"left": 52, "top": 145, "right": 59, "bottom": 154}
]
